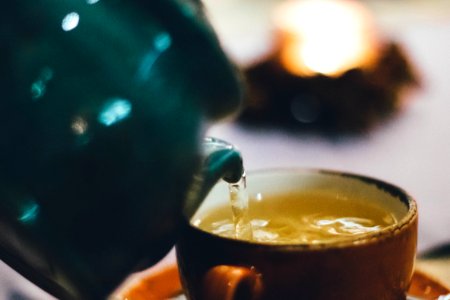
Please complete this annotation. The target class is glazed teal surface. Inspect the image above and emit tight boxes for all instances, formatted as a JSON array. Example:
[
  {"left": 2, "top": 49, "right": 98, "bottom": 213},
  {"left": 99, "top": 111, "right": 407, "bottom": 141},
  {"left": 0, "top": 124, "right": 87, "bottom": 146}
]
[{"left": 0, "top": 0, "right": 242, "bottom": 298}]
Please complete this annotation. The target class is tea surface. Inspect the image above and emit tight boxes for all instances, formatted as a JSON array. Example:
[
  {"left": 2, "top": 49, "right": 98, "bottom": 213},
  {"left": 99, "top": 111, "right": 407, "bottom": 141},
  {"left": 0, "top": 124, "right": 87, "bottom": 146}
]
[{"left": 192, "top": 191, "right": 397, "bottom": 244}]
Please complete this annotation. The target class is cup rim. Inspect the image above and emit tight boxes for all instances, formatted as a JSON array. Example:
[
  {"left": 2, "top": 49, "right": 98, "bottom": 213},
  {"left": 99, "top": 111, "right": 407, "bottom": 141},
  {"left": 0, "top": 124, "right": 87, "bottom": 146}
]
[{"left": 189, "top": 167, "right": 418, "bottom": 250}]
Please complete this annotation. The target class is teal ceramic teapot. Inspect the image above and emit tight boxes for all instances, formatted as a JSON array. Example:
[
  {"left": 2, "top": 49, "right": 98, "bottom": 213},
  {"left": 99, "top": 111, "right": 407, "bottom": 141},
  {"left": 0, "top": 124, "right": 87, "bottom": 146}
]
[{"left": 0, "top": 0, "right": 243, "bottom": 298}]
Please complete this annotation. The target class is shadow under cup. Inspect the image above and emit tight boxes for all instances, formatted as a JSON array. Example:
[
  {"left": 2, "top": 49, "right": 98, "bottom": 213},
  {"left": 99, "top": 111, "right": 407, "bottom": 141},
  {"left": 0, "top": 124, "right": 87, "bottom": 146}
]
[{"left": 176, "top": 169, "right": 418, "bottom": 300}]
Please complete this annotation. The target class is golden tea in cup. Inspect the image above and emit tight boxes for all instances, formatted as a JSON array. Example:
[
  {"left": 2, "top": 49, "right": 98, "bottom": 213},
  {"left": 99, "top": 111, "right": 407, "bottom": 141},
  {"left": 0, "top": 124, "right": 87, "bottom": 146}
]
[
  {"left": 177, "top": 169, "right": 418, "bottom": 300},
  {"left": 192, "top": 190, "right": 398, "bottom": 245}
]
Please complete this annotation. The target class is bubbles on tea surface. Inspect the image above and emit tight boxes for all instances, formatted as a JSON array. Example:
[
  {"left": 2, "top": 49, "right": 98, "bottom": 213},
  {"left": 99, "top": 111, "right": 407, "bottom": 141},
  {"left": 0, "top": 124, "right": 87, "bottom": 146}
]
[
  {"left": 205, "top": 214, "right": 393, "bottom": 244},
  {"left": 312, "top": 216, "right": 382, "bottom": 235},
  {"left": 252, "top": 217, "right": 316, "bottom": 244},
  {"left": 211, "top": 220, "right": 234, "bottom": 236},
  {"left": 251, "top": 219, "right": 269, "bottom": 227},
  {"left": 194, "top": 184, "right": 398, "bottom": 244},
  {"left": 323, "top": 218, "right": 380, "bottom": 238},
  {"left": 251, "top": 219, "right": 279, "bottom": 242},
  {"left": 249, "top": 214, "right": 391, "bottom": 244},
  {"left": 209, "top": 219, "right": 277, "bottom": 241}
]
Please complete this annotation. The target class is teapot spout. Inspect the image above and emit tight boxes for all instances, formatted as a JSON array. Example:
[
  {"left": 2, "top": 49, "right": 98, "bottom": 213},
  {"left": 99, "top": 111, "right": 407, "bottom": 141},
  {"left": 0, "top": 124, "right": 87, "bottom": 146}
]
[
  {"left": 184, "top": 137, "right": 244, "bottom": 218},
  {"left": 201, "top": 137, "right": 244, "bottom": 184}
]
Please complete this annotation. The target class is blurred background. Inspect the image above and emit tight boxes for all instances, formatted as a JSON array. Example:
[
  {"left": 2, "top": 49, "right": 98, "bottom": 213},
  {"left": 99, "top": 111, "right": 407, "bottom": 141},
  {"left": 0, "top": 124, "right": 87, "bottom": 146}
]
[
  {"left": 2, "top": 0, "right": 450, "bottom": 298},
  {"left": 204, "top": 0, "right": 450, "bottom": 253}
]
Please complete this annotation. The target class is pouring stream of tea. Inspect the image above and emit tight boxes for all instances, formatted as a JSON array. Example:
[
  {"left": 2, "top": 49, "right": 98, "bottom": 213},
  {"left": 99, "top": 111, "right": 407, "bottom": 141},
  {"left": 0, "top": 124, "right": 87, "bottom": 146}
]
[{"left": 228, "top": 173, "right": 253, "bottom": 240}]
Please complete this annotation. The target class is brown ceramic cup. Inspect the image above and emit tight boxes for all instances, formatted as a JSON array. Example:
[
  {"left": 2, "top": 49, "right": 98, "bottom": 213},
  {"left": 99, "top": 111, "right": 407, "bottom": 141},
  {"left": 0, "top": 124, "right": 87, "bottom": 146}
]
[{"left": 176, "top": 169, "right": 418, "bottom": 300}]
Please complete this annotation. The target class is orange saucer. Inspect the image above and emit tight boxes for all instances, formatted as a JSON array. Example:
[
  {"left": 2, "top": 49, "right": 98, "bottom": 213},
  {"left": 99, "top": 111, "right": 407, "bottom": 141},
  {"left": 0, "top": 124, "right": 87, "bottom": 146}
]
[
  {"left": 408, "top": 269, "right": 450, "bottom": 299},
  {"left": 117, "top": 264, "right": 449, "bottom": 300}
]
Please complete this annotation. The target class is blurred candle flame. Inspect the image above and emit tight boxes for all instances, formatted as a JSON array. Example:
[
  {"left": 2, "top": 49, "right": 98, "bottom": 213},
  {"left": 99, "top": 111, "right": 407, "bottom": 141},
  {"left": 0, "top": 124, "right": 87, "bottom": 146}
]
[{"left": 275, "top": 0, "right": 378, "bottom": 77}]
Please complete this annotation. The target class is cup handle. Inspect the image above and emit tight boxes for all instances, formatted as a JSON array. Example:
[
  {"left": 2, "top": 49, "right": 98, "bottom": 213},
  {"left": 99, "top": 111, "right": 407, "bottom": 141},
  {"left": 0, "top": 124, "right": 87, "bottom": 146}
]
[{"left": 202, "top": 265, "right": 263, "bottom": 300}]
